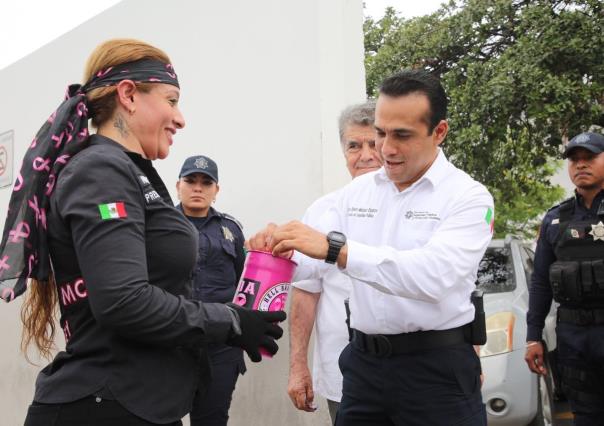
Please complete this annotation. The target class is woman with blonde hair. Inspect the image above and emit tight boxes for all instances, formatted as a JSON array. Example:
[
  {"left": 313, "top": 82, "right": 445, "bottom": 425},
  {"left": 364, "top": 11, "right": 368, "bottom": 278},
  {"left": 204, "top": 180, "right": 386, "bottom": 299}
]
[{"left": 0, "top": 38, "right": 285, "bottom": 426}]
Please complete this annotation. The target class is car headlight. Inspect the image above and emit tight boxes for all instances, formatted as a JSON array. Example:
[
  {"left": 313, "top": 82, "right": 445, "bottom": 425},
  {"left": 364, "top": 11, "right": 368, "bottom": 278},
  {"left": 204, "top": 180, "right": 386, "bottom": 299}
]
[{"left": 479, "top": 311, "right": 515, "bottom": 357}]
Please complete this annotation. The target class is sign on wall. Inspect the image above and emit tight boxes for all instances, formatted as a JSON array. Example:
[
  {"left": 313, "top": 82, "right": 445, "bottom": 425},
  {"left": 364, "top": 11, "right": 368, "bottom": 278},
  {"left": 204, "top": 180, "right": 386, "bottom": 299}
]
[{"left": 0, "top": 130, "right": 14, "bottom": 189}]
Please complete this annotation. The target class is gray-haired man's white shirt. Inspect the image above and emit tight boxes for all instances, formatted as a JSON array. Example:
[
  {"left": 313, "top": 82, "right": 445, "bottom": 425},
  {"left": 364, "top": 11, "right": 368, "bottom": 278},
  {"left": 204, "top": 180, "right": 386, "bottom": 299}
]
[{"left": 293, "top": 188, "right": 350, "bottom": 402}]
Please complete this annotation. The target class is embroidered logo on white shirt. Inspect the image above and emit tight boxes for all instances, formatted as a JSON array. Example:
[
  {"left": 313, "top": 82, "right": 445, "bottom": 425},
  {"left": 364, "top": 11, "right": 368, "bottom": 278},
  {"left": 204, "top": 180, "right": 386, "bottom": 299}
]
[{"left": 404, "top": 210, "right": 441, "bottom": 221}]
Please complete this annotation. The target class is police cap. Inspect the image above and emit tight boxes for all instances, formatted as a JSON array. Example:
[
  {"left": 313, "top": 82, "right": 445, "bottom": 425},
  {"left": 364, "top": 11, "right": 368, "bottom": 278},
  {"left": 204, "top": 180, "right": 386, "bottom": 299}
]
[
  {"left": 179, "top": 155, "right": 219, "bottom": 182},
  {"left": 562, "top": 132, "right": 604, "bottom": 159}
]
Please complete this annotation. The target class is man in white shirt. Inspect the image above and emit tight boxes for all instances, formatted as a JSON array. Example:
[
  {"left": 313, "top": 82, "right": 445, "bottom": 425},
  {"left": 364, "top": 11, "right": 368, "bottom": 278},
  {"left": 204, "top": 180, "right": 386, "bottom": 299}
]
[
  {"left": 288, "top": 102, "right": 382, "bottom": 424},
  {"left": 250, "top": 69, "right": 493, "bottom": 425}
]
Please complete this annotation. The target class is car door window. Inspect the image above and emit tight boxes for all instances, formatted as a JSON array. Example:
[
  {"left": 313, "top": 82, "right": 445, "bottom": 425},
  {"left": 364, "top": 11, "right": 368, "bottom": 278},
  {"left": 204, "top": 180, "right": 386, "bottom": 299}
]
[{"left": 476, "top": 247, "right": 515, "bottom": 293}]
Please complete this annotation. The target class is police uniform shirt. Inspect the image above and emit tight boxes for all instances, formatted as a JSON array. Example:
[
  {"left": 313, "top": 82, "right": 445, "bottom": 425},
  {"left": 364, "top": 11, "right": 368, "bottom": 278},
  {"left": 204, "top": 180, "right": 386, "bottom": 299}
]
[
  {"left": 182, "top": 207, "right": 245, "bottom": 304},
  {"left": 35, "top": 135, "right": 234, "bottom": 424},
  {"left": 181, "top": 206, "right": 247, "bottom": 368},
  {"left": 293, "top": 188, "right": 351, "bottom": 402},
  {"left": 527, "top": 190, "right": 604, "bottom": 341},
  {"left": 295, "top": 148, "right": 494, "bottom": 335}
]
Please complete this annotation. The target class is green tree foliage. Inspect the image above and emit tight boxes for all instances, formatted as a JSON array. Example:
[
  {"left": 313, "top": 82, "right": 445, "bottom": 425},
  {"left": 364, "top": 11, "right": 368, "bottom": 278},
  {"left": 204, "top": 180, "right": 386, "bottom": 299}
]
[{"left": 364, "top": 0, "right": 603, "bottom": 237}]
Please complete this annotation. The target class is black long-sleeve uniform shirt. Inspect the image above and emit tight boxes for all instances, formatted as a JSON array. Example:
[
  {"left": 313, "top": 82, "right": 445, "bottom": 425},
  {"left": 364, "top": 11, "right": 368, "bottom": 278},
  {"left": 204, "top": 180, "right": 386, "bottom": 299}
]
[
  {"left": 527, "top": 190, "right": 604, "bottom": 341},
  {"left": 34, "top": 135, "right": 234, "bottom": 424}
]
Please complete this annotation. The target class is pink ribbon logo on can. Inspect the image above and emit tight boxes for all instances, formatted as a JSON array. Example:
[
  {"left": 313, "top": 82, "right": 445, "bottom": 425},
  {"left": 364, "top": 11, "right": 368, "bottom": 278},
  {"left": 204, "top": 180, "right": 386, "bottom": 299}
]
[{"left": 233, "top": 250, "right": 296, "bottom": 311}]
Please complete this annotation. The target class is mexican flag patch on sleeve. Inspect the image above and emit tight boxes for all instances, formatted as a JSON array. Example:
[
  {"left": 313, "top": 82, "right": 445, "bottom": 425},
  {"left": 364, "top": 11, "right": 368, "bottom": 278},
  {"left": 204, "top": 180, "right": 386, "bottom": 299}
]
[
  {"left": 485, "top": 207, "right": 494, "bottom": 233},
  {"left": 98, "top": 202, "right": 127, "bottom": 220}
]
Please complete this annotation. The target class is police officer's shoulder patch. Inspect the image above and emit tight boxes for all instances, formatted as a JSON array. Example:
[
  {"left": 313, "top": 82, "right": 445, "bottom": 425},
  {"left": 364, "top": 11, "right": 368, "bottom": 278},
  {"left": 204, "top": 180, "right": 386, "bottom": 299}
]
[
  {"left": 137, "top": 174, "right": 151, "bottom": 187},
  {"left": 134, "top": 173, "right": 162, "bottom": 205},
  {"left": 220, "top": 213, "right": 243, "bottom": 232}
]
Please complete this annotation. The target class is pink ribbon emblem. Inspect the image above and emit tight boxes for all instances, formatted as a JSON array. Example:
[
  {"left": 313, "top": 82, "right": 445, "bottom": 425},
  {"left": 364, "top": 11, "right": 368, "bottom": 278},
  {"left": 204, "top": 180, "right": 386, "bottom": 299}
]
[
  {"left": 13, "top": 172, "right": 24, "bottom": 192},
  {"left": 51, "top": 132, "right": 65, "bottom": 148},
  {"left": 0, "top": 255, "right": 10, "bottom": 273},
  {"left": 166, "top": 64, "right": 176, "bottom": 79},
  {"left": 55, "top": 154, "right": 70, "bottom": 165},
  {"left": 33, "top": 157, "right": 51, "bottom": 172},
  {"left": 27, "top": 254, "right": 37, "bottom": 278},
  {"left": 8, "top": 222, "right": 30, "bottom": 243},
  {"left": 65, "top": 122, "right": 74, "bottom": 143},
  {"left": 96, "top": 67, "right": 113, "bottom": 78},
  {"left": 76, "top": 101, "right": 88, "bottom": 117},
  {"left": 45, "top": 173, "right": 56, "bottom": 195},
  {"left": 28, "top": 196, "right": 47, "bottom": 230}
]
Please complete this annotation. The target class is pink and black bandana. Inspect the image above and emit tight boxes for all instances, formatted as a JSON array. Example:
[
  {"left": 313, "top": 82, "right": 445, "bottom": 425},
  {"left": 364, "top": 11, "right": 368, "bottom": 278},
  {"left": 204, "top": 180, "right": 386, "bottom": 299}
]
[{"left": 0, "top": 59, "right": 179, "bottom": 302}]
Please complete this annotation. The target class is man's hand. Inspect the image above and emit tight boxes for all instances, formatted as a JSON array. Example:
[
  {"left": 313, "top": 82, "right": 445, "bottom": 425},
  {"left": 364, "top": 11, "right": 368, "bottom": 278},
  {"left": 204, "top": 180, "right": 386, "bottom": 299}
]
[
  {"left": 524, "top": 341, "right": 548, "bottom": 376},
  {"left": 247, "top": 223, "right": 278, "bottom": 252},
  {"left": 288, "top": 363, "right": 317, "bottom": 412},
  {"left": 474, "top": 345, "right": 484, "bottom": 387},
  {"left": 270, "top": 221, "right": 329, "bottom": 259},
  {"left": 288, "top": 288, "right": 320, "bottom": 412},
  {"left": 247, "top": 221, "right": 347, "bottom": 266}
]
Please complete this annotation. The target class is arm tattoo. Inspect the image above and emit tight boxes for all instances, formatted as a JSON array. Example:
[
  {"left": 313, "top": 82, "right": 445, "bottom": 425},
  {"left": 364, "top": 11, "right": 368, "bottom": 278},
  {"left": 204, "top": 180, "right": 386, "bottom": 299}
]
[{"left": 113, "top": 113, "right": 130, "bottom": 138}]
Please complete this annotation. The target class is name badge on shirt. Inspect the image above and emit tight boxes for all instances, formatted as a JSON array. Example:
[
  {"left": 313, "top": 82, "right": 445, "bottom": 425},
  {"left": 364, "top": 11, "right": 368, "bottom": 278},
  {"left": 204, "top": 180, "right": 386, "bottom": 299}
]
[
  {"left": 347, "top": 206, "right": 378, "bottom": 218},
  {"left": 144, "top": 190, "right": 161, "bottom": 204}
]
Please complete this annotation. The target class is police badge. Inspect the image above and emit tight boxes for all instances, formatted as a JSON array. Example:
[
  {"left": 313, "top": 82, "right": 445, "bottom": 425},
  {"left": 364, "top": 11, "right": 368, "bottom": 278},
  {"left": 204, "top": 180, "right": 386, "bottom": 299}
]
[
  {"left": 194, "top": 157, "right": 208, "bottom": 169},
  {"left": 222, "top": 226, "right": 234, "bottom": 242},
  {"left": 589, "top": 221, "right": 604, "bottom": 241}
]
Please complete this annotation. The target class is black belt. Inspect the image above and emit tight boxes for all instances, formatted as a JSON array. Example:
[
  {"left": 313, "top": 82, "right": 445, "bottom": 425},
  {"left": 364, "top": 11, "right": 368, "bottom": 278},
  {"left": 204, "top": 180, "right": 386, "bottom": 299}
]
[
  {"left": 558, "top": 307, "right": 604, "bottom": 326},
  {"left": 351, "top": 326, "right": 468, "bottom": 358}
]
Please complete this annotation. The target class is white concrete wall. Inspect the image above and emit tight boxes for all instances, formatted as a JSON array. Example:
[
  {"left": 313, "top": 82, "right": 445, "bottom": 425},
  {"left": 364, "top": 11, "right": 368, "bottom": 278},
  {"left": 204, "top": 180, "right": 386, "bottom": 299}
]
[{"left": 0, "top": 0, "right": 366, "bottom": 424}]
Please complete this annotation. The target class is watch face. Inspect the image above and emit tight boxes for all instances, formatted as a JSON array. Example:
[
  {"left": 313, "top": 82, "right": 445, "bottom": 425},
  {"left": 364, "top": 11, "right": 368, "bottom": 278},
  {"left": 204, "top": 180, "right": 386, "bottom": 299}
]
[{"left": 328, "top": 231, "right": 346, "bottom": 245}]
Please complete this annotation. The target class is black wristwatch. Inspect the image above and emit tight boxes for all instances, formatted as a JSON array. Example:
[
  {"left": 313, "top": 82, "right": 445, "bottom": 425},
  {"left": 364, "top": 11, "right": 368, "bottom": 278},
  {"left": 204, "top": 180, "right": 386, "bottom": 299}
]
[{"left": 325, "top": 231, "right": 346, "bottom": 264}]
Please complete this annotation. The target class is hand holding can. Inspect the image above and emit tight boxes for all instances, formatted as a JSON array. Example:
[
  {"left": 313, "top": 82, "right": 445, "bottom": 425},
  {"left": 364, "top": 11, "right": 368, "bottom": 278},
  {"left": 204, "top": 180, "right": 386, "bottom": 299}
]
[{"left": 232, "top": 250, "right": 296, "bottom": 357}]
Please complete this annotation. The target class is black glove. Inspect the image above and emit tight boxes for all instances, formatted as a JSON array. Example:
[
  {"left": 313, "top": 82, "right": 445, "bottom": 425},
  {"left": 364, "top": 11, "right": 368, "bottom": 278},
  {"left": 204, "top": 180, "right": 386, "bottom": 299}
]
[{"left": 225, "top": 303, "right": 286, "bottom": 362}]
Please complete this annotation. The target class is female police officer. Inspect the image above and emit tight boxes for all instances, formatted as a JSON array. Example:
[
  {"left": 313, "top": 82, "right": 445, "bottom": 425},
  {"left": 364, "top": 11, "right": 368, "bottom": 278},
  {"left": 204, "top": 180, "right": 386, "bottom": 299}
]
[
  {"left": 176, "top": 155, "right": 246, "bottom": 426},
  {"left": 0, "top": 38, "right": 284, "bottom": 426}
]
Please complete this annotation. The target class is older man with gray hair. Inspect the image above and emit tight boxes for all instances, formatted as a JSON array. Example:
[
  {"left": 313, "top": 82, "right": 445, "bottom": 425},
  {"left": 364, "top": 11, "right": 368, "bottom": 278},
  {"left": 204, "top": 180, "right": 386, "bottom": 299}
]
[{"left": 287, "top": 101, "right": 382, "bottom": 424}]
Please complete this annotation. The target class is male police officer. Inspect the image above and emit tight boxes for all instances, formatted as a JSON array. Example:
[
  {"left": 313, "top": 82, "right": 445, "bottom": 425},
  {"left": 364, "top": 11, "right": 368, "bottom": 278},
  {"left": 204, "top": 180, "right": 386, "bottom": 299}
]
[
  {"left": 250, "top": 69, "right": 493, "bottom": 425},
  {"left": 525, "top": 132, "right": 604, "bottom": 424},
  {"left": 288, "top": 101, "right": 382, "bottom": 423}
]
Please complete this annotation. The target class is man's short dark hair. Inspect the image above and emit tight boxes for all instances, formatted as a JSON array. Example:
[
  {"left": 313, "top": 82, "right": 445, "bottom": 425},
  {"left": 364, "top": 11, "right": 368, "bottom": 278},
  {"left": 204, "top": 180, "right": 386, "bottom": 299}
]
[{"left": 379, "top": 69, "right": 448, "bottom": 134}]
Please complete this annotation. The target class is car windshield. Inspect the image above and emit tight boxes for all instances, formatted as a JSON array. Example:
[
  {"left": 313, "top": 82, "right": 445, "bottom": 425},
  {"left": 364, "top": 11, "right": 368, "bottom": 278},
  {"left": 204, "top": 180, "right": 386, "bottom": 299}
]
[{"left": 476, "top": 247, "right": 515, "bottom": 293}]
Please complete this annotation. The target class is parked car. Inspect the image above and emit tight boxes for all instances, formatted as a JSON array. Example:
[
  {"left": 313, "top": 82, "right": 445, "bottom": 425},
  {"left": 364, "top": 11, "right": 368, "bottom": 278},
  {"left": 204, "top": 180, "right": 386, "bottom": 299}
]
[{"left": 477, "top": 236, "right": 561, "bottom": 426}]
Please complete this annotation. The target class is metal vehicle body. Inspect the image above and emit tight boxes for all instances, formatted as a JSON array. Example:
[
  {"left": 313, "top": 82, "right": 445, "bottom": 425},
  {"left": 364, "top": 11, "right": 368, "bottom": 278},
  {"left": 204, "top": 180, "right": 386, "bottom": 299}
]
[{"left": 478, "top": 237, "right": 559, "bottom": 426}]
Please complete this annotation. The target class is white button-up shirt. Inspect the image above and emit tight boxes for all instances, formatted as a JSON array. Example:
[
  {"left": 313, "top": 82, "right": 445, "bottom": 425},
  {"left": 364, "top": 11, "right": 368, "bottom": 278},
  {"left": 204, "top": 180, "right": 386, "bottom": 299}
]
[
  {"left": 293, "top": 189, "right": 350, "bottom": 402},
  {"left": 294, "top": 149, "right": 494, "bottom": 335}
]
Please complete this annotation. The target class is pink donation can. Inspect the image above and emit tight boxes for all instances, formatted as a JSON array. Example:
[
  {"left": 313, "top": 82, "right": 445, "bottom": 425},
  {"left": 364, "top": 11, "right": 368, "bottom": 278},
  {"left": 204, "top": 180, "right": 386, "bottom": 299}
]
[
  {"left": 232, "top": 250, "right": 296, "bottom": 357},
  {"left": 233, "top": 250, "right": 296, "bottom": 312}
]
